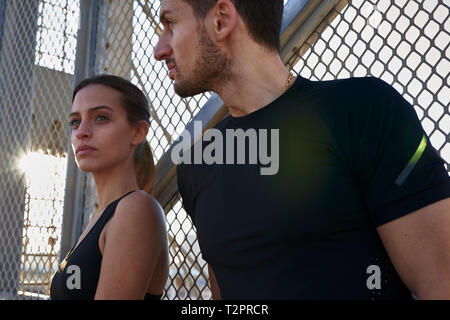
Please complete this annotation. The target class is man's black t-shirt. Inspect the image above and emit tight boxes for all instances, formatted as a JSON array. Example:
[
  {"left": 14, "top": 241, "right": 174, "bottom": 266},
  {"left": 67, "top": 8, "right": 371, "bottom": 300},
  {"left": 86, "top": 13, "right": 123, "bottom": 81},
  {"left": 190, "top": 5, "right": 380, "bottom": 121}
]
[{"left": 177, "top": 76, "right": 450, "bottom": 299}]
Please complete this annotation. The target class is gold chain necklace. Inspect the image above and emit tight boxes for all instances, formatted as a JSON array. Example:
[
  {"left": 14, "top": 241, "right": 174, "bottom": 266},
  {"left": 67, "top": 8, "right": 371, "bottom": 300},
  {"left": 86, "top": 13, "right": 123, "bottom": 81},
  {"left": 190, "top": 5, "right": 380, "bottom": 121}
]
[{"left": 284, "top": 71, "right": 296, "bottom": 92}]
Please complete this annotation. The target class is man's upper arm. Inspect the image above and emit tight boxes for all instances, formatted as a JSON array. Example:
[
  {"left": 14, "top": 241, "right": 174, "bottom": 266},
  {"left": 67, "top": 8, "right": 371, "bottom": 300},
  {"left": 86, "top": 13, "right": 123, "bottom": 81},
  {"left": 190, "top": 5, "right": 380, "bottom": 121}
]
[
  {"left": 208, "top": 265, "right": 222, "bottom": 300},
  {"left": 342, "top": 78, "right": 450, "bottom": 226},
  {"left": 340, "top": 78, "right": 450, "bottom": 298},
  {"left": 177, "top": 164, "right": 195, "bottom": 219},
  {"left": 377, "top": 197, "right": 450, "bottom": 299}
]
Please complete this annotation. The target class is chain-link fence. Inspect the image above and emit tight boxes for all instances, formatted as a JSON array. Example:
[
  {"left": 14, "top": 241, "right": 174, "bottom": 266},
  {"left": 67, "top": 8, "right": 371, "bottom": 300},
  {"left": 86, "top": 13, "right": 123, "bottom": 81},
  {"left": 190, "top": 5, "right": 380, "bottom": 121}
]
[
  {"left": 0, "top": 0, "right": 448, "bottom": 300},
  {"left": 287, "top": 0, "right": 449, "bottom": 171},
  {"left": 0, "top": 0, "right": 78, "bottom": 299}
]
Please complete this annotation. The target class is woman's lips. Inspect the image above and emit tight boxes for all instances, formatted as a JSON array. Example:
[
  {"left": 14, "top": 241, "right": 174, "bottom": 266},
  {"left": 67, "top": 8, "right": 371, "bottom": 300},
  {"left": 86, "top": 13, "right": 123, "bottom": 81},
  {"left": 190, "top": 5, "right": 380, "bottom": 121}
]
[{"left": 76, "top": 146, "right": 96, "bottom": 156}]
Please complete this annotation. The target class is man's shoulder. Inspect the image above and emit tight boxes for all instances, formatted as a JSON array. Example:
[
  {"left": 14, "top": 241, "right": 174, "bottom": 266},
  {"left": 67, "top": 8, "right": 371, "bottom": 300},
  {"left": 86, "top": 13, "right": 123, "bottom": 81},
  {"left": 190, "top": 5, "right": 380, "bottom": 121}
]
[
  {"left": 213, "top": 114, "right": 233, "bottom": 131},
  {"left": 209, "top": 76, "right": 392, "bottom": 127},
  {"left": 292, "top": 76, "right": 401, "bottom": 119},
  {"left": 294, "top": 75, "right": 391, "bottom": 98}
]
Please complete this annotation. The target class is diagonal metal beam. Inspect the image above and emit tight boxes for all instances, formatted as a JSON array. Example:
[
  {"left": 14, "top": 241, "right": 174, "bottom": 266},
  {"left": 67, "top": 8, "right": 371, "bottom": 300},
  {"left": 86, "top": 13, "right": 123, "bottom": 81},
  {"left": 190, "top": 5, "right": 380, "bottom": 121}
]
[
  {"left": 282, "top": 0, "right": 348, "bottom": 67},
  {"left": 137, "top": 0, "right": 162, "bottom": 36}
]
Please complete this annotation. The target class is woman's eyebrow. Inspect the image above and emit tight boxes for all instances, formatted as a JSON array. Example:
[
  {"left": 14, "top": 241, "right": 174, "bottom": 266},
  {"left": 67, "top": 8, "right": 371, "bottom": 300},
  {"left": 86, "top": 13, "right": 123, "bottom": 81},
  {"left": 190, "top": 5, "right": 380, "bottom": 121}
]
[{"left": 69, "top": 105, "right": 114, "bottom": 118}]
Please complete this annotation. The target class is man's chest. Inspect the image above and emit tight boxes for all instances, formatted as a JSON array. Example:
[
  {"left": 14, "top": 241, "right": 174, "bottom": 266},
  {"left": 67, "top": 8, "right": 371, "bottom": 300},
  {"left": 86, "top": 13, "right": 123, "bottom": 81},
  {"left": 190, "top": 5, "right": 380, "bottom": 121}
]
[{"left": 186, "top": 143, "right": 366, "bottom": 261}]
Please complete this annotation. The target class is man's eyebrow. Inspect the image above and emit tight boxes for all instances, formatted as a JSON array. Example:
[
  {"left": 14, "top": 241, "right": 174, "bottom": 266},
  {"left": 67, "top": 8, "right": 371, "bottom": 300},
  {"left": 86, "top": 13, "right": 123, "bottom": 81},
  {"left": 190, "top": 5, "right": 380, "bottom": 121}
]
[
  {"left": 159, "top": 10, "right": 172, "bottom": 24},
  {"left": 69, "top": 105, "right": 114, "bottom": 118}
]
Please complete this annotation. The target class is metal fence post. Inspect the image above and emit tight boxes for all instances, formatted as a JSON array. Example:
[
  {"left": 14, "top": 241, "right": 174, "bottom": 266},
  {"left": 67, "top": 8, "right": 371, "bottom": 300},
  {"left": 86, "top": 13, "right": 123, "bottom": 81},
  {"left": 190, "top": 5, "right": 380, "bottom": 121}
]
[
  {"left": 94, "top": 0, "right": 133, "bottom": 78},
  {"left": 59, "top": 0, "right": 99, "bottom": 262},
  {"left": 0, "top": 0, "right": 39, "bottom": 298},
  {"left": 0, "top": 0, "right": 5, "bottom": 52}
]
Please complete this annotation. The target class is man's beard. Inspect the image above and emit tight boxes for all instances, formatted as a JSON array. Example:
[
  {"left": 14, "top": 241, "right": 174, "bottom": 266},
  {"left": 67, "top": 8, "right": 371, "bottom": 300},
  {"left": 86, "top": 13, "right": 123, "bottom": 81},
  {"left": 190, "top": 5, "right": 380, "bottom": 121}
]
[{"left": 174, "top": 25, "right": 231, "bottom": 97}]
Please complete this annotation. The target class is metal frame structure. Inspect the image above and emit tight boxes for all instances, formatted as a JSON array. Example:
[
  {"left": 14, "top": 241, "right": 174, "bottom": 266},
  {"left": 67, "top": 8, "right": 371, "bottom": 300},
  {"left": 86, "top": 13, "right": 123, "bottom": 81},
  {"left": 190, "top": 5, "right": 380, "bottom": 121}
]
[{"left": 0, "top": 0, "right": 40, "bottom": 298}]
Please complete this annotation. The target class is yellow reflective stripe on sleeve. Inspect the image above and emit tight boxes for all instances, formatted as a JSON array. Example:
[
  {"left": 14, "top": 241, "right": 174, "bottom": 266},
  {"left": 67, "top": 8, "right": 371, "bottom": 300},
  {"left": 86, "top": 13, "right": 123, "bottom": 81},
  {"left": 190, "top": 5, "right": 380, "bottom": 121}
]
[{"left": 395, "top": 134, "right": 427, "bottom": 186}]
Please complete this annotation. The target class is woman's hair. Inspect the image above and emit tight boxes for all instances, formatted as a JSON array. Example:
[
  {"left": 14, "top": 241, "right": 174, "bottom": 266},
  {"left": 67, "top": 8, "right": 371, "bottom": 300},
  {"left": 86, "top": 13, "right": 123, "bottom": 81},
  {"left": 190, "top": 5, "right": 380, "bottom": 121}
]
[{"left": 72, "top": 74, "right": 156, "bottom": 193}]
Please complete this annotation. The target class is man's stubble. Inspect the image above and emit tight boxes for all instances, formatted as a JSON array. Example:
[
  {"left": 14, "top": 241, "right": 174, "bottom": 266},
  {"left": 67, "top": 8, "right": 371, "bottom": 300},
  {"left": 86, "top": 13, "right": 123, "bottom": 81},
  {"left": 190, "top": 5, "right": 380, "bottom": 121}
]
[{"left": 174, "top": 25, "right": 232, "bottom": 97}]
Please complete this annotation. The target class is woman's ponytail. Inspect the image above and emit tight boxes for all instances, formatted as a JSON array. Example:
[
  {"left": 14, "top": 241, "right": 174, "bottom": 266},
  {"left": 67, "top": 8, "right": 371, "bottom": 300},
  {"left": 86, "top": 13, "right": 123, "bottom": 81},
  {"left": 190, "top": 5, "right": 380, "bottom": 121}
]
[{"left": 134, "top": 139, "right": 155, "bottom": 194}]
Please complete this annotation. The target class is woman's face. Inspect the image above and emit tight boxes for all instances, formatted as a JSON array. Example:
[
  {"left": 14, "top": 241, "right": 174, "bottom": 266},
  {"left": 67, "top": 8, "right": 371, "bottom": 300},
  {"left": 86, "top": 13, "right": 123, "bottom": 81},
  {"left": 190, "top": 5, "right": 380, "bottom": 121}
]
[{"left": 70, "top": 84, "right": 136, "bottom": 174}]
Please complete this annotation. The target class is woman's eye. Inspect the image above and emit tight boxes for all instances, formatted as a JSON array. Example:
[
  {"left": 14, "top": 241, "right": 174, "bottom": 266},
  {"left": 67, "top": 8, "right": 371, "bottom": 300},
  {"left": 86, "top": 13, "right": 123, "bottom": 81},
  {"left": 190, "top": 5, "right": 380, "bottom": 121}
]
[
  {"left": 69, "top": 119, "right": 80, "bottom": 128},
  {"left": 96, "top": 115, "right": 109, "bottom": 121}
]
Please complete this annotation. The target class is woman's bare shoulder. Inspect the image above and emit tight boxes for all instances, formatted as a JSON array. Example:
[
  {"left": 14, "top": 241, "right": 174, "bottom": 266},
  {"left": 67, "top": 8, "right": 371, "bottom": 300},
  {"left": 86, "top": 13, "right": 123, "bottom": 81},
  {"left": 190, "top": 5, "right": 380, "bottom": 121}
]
[{"left": 112, "top": 190, "right": 166, "bottom": 230}]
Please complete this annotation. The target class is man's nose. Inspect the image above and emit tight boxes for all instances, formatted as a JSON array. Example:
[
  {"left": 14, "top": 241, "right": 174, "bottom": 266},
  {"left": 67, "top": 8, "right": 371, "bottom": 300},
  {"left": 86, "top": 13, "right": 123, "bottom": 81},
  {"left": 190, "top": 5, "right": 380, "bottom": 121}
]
[
  {"left": 154, "top": 35, "right": 172, "bottom": 61},
  {"left": 75, "top": 120, "right": 91, "bottom": 139}
]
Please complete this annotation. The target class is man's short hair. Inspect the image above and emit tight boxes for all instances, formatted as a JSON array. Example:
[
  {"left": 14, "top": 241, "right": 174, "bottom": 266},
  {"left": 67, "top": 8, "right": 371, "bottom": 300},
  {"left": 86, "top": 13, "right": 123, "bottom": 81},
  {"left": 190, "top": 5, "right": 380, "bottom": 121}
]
[{"left": 182, "top": 0, "right": 284, "bottom": 52}]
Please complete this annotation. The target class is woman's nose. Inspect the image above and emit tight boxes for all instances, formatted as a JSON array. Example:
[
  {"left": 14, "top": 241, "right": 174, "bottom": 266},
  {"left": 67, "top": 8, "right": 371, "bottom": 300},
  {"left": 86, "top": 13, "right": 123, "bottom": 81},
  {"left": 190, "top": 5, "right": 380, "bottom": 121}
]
[{"left": 75, "top": 120, "right": 91, "bottom": 139}]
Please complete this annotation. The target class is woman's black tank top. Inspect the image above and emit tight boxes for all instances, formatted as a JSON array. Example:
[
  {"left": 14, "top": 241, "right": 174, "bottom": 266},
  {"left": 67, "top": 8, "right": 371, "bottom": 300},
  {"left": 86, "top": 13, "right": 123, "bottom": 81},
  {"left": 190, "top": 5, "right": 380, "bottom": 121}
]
[{"left": 50, "top": 190, "right": 162, "bottom": 300}]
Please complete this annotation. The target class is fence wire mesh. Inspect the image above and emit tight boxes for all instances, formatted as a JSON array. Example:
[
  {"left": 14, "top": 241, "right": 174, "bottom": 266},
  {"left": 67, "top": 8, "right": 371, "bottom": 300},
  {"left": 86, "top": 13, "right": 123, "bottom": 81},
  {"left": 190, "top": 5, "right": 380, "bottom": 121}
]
[
  {"left": 287, "top": 0, "right": 449, "bottom": 170},
  {"left": 0, "top": 0, "right": 78, "bottom": 299},
  {"left": 0, "top": 0, "right": 448, "bottom": 300}
]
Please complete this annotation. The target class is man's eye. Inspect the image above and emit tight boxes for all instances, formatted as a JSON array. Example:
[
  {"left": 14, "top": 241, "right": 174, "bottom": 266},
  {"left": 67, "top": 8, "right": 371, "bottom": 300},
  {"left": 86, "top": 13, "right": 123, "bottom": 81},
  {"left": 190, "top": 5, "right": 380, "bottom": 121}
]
[{"left": 164, "top": 19, "right": 173, "bottom": 29}]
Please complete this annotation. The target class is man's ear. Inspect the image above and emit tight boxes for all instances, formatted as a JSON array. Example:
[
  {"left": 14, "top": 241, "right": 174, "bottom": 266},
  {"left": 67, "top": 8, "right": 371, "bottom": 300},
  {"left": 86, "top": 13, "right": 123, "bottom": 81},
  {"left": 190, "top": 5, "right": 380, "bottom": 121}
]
[
  {"left": 211, "top": 0, "right": 238, "bottom": 42},
  {"left": 131, "top": 120, "right": 150, "bottom": 146}
]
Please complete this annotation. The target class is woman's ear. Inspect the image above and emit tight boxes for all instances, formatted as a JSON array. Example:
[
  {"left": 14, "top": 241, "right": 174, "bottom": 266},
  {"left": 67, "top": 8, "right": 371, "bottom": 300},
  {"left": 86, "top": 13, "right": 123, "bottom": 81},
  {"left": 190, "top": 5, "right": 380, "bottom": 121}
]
[
  {"left": 210, "top": 0, "right": 238, "bottom": 42},
  {"left": 131, "top": 120, "right": 150, "bottom": 146}
]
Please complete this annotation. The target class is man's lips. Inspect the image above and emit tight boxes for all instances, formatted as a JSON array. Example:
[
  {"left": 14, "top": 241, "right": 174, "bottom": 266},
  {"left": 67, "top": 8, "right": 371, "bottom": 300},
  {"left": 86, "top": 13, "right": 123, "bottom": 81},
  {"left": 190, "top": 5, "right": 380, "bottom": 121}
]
[
  {"left": 76, "top": 146, "right": 96, "bottom": 156},
  {"left": 167, "top": 63, "right": 176, "bottom": 80}
]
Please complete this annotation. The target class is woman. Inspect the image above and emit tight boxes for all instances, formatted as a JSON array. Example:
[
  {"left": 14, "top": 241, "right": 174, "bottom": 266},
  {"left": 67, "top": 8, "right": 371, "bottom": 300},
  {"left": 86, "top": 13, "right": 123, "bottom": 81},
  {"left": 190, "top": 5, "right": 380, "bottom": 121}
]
[{"left": 50, "top": 75, "right": 169, "bottom": 300}]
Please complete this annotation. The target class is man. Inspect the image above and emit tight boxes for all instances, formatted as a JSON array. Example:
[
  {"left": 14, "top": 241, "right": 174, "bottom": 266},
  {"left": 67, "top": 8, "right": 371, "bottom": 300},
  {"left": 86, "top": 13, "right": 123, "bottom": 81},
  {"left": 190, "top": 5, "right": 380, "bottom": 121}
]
[{"left": 154, "top": 0, "right": 450, "bottom": 299}]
